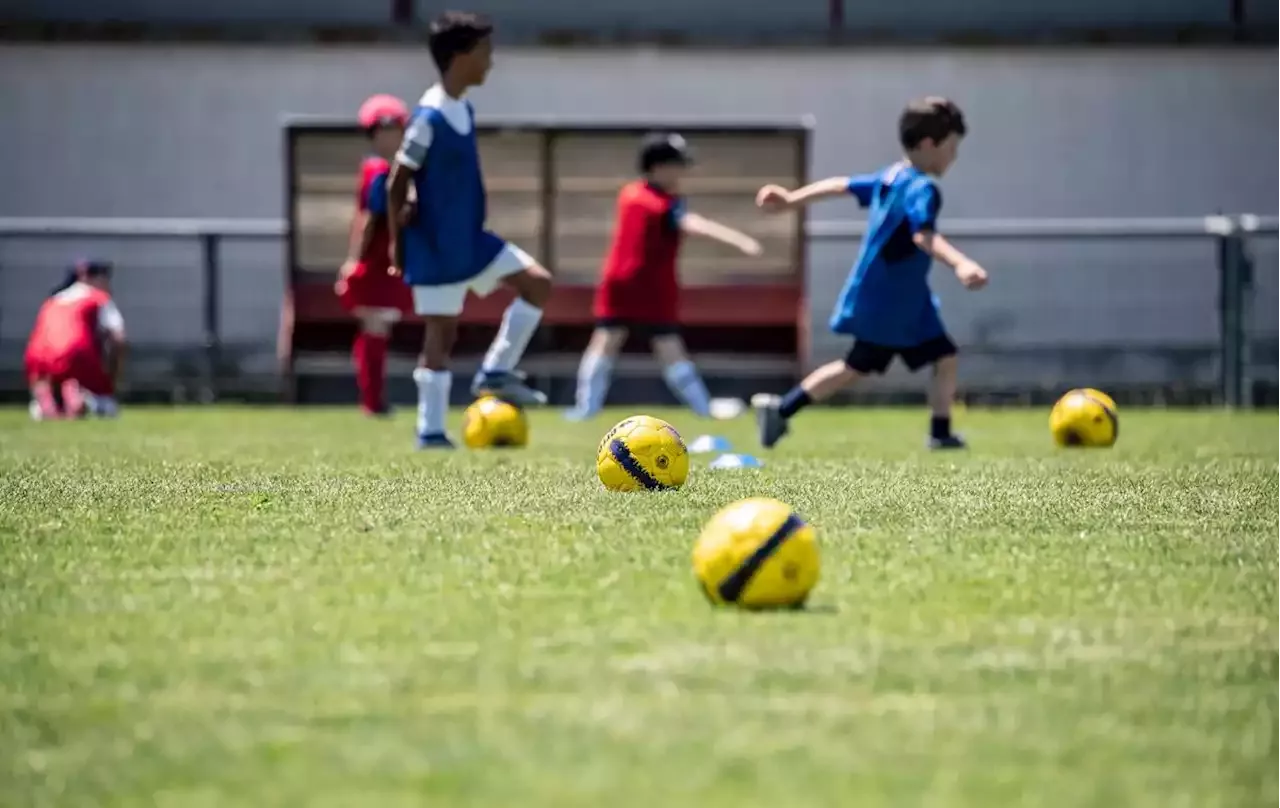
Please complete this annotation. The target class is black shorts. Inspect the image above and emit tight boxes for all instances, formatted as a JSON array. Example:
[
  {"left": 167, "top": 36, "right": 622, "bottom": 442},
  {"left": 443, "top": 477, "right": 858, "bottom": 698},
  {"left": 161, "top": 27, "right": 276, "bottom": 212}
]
[
  {"left": 844, "top": 335, "right": 957, "bottom": 375},
  {"left": 595, "top": 318, "right": 680, "bottom": 338}
]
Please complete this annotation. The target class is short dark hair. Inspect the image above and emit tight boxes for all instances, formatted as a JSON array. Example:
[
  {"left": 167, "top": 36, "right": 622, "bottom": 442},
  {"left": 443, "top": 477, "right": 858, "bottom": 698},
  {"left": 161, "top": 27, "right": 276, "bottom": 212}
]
[
  {"left": 899, "top": 97, "right": 967, "bottom": 150},
  {"left": 428, "top": 11, "right": 493, "bottom": 73},
  {"left": 639, "top": 133, "right": 693, "bottom": 173}
]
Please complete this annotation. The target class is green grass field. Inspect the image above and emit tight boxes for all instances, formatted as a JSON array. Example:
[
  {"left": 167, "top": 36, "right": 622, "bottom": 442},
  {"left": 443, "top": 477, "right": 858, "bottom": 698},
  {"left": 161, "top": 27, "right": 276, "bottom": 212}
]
[{"left": 0, "top": 405, "right": 1275, "bottom": 808}]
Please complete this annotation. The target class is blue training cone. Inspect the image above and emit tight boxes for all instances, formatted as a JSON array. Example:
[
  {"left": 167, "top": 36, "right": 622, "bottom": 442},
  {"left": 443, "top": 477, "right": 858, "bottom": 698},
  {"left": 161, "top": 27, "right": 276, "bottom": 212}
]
[
  {"left": 708, "top": 453, "right": 765, "bottom": 470},
  {"left": 689, "top": 435, "right": 732, "bottom": 454}
]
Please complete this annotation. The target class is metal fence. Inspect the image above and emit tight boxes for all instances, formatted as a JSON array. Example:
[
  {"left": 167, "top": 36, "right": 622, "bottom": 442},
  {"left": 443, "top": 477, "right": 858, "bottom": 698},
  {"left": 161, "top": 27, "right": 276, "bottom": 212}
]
[
  {"left": 809, "top": 215, "right": 1279, "bottom": 406},
  {"left": 0, "top": 218, "right": 285, "bottom": 404},
  {"left": 0, "top": 215, "right": 1275, "bottom": 406}
]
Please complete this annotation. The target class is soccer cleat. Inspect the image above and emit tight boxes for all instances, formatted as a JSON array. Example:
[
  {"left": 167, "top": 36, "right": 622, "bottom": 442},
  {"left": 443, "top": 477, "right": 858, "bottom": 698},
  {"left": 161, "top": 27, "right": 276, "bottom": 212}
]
[
  {"left": 928, "top": 434, "right": 967, "bottom": 450},
  {"left": 416, "top": 432, "right": 456, "bottom": 450},
  {"left": 363, "top": 404, "right": 394, "bottom": 418},
  {"left": 755, "top": 401, "right": 790, "bottom": 449},
  {"left": 471, "top": 369, "right": 547, "bottom": 406},
  {"left": 92, "top": 396, "right": 120, "bottom": 418}
]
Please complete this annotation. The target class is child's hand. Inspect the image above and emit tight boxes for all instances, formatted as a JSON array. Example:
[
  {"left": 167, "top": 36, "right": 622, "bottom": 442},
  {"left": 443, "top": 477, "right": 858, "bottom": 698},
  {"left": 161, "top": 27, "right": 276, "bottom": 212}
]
[
  {"left": 956, "top": 259, "right": 988, "bottom": 290},
  {"left": 739, "top": 236, "right": 764, "bottom": 257},
  {"left": 755, "top": 185, "right": 792, "bottom": 213},
  {"left": 335, "top": 259, "right": 357, "bottom": 294}
]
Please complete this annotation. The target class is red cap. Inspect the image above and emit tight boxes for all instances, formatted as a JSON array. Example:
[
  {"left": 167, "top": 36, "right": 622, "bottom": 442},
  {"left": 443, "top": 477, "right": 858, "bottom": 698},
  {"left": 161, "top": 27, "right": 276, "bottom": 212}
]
[{"left": 357, "top": 94, "right": 409, "bottom": 129}]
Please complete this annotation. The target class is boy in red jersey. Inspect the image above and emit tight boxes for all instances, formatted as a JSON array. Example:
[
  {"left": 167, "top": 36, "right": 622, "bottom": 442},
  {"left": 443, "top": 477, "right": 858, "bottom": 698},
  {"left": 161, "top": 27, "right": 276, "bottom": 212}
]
[
  {"left": 25, "top": 260, "right": 127, "bottom": 420},
  {"left": 334, "top": 94, "right": 415, "bottom": 416},
  {"left": 566, "top": 133, "right": 763, "bottom": 420}
]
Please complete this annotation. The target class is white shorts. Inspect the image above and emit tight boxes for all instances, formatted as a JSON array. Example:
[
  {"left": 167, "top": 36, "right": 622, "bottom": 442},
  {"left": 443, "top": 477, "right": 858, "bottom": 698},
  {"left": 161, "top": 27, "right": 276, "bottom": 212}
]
[{"left": 411, "top": 243, "right": 535, "bottom": 317}]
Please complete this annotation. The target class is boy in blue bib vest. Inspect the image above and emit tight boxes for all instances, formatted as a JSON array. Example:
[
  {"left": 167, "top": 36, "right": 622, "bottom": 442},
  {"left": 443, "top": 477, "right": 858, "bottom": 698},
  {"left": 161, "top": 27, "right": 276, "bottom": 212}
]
[
  {"left": 754, "top": 97, "right": 988, "bottom": 450},
  {"left": 387, "top": 11, "right": 553, "bottom": 449}
]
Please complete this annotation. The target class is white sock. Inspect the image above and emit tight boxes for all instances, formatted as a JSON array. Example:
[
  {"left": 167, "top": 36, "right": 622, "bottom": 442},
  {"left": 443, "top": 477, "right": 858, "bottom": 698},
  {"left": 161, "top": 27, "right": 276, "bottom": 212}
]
[
  {"left": 663, "top": 360, "right": 711, "bottom": 418},
  {"left": 482, "top": 298, "right": 542, "bottom": 373},
  {"left": 413, "top": 367, "right": 452, "bottom": 436},
  {"left": 575, "top": 352, "right": 614, "bottom": 413}
]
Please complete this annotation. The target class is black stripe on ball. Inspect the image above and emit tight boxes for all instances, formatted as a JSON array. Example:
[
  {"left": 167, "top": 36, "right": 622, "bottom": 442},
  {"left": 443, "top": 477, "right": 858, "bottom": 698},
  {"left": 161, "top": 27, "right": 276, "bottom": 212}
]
[
  {"left": 717, "top": 512, "right": 806, "bottom": 604},
  {"left": 610, "top": 439, "right": 665, "bottom": 490},
  {"left": 1081, "top": 393, "right": 1119, "bottom": 442}
]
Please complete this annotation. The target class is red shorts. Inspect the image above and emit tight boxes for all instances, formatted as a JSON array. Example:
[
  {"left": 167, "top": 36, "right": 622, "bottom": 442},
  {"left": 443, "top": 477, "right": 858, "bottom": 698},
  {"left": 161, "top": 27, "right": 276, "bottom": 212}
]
[
  {"left": 593, "top": 277, "right": 678, "bottom": 325},
  {"left": 337, "top": 261, "right": 412, "bottom": 315},
  {"left": 27, "top": 347, "right": 113, "bottom": 396}
]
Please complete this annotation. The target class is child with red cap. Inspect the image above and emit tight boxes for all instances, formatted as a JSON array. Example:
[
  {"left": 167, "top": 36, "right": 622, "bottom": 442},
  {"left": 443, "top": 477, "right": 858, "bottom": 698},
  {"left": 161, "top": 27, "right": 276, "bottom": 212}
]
[{"left": 334, "top": 93, "right": 415, "bottom": 416}]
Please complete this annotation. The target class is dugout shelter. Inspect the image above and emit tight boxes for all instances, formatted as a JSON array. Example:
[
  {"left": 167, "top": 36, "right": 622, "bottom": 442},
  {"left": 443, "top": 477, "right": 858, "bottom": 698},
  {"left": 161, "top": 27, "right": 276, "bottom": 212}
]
[{"left": 280, "top": 118, "right": 812, "bottom": 405}]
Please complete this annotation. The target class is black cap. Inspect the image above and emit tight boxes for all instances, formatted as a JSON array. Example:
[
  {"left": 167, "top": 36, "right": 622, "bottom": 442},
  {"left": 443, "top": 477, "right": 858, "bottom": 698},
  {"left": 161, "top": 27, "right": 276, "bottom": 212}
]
[
  {"left": 51, "top": 258, "right": 113, "bottom": 296},
  {"left": 639, "top": 132, "right": 693, "bottom": 173},
  {"left": 76, "top": 258, "right": 113, "bottom": 278}
]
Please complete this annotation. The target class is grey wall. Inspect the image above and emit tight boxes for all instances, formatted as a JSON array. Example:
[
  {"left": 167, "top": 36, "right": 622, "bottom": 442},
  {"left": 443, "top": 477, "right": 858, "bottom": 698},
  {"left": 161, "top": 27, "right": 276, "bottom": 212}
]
[
  {"left": 0, "top": 44, "right": 1275, "bottom": 390},
  {"left": 1245, "top": 0, "right": 1280, "bottom": 26},
  {"left": 0, "top": 0, "right": 1249, "bottom": 33},
  {"left": 0, "top": 0, "right": 395, "bottom": 24}
]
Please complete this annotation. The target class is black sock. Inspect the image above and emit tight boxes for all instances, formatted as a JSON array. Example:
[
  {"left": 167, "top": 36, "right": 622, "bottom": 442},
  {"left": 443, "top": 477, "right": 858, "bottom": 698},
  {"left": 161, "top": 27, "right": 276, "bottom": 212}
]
[
  {"left": 779, "top": 388, "right": 812, "bottom": 419},
  {"left": 930, "top": 416, "right": 951, "bottom": 439}
]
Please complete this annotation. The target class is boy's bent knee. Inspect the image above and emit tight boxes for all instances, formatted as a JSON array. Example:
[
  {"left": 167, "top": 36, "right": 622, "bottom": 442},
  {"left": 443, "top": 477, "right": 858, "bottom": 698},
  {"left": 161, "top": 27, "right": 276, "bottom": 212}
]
[{"left": 508, "top": 265, "right": 552, "bottom": 307}]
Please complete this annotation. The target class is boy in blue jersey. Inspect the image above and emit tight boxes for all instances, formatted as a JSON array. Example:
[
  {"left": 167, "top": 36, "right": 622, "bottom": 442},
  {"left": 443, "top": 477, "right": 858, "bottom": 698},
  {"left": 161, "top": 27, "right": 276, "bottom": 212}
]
[
  {"left": 386, "top": 11, "right": 553, "bottom": 449},
  {"left": 754, "top": 97, "right": 987, "bottom": 450}
]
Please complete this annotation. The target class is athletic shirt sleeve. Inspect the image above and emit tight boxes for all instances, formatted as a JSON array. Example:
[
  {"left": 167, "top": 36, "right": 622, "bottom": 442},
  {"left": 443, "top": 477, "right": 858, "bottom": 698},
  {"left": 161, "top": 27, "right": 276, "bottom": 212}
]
[
  {"left": 904, "top": 177, "right": 942, "bottom": 232},
  {"left": 98, "top": 299, "right": 125, "bottom": 338},
  {"left": 396, "top": 110, "right": 433, "bottom": 170},
  {"left": 363, "top": 170, "right": 389, "bottom": 216},
  {"left": 846, "top": 173, "right": 880, "bottom": 207},
  {"left": 664, "top": 197, "right": 687, "bottom": 231}
]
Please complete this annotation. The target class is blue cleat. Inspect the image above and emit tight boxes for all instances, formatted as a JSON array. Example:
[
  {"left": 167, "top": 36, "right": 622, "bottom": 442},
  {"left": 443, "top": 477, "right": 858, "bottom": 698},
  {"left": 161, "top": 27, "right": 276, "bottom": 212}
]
[
  {"left": 754, "top": 400, "right": 790, "bottom": 449},
  {"left": 928, "top": 434, "right": 967, "bottom": 450},
  {"left": 471, "top": 369, "right": 547, "bottom": 406},
  {"left": 416, "top": 432, "right": 456, "bottom": 450}
]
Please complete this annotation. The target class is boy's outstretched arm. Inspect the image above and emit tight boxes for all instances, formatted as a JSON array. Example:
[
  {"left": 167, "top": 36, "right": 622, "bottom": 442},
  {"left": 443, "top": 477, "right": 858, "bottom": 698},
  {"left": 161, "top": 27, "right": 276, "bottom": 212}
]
[
  {"left": 680, "top": 212, "right": 762, "bottom": 256},
  {"left": 756, "top": 177, "right": 850, "bottom": 212},
  {"left": 913, "top": 229, "right": 988, "bottom": 289}
]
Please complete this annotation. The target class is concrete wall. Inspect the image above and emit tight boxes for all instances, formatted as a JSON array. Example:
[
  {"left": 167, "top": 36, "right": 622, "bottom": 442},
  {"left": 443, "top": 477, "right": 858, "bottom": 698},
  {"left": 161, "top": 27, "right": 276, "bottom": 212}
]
[
  {"left": 0, "top": 44, "right": 1275, "bottom": 391},
  {"left": 1245, "top": 0, "right": 1280, "bottom": 26},
  {"left": 0, "top": 0, "right": 396, "bottom": 24},
  {"left": 0, "top": 0, "right": 1249, "bottom": 33}
]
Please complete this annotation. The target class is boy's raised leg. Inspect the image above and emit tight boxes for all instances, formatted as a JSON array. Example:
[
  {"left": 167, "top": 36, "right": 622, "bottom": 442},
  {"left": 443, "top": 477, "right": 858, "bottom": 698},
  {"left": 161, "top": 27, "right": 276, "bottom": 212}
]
[{"left": 472, "top": 262, "right": 551, "bottom": 406}]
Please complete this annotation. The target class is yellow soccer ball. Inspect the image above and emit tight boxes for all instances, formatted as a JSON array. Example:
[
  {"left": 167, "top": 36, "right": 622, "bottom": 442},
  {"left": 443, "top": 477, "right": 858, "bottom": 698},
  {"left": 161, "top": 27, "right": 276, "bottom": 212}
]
[
  {"left": 596, "top": 415, "right": 688, "bottom": 491},
  {"left": 1050, "top": 388, "right": 1118, "bottom": 448},
  {"left": 462, "top": 396, "right": 529, "bottom": 449},
  {"left": 693, "top": 497, "right": 819, "bottom": 610}
]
